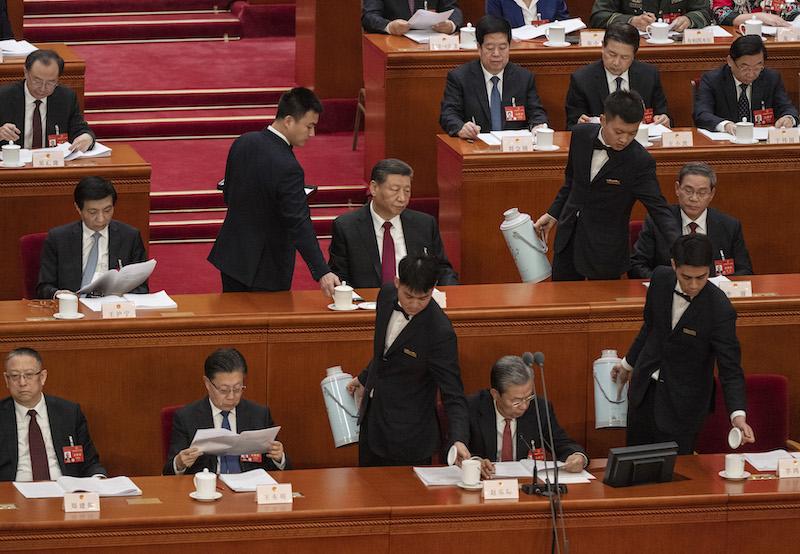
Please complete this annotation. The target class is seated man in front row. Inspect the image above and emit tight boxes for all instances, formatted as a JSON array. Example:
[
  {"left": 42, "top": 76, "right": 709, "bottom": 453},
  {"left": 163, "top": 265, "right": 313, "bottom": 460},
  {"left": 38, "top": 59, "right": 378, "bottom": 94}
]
[
  {"left": 629, "top": 161, "right": 753, "bottom": 279},
  {"left": 468, "top": 355, "right": 588, "bottom": 478},
  {"left": 362, "top": 0, "right": 463, "bottom": 35},
  {"left": 1, "top": 347, "right": 106, "bottom": 481},
  {"left": 37, "top": 176, "right": 148, "bottom": 299},
  {"left": 328, "top": 158, "right": 458, "bottom": 289},
  {"left": 440, "top": 15, "right": 548, "bottom": 140},
  {"left": 164, "top": 348, "right": 288, "bottom": 475}
]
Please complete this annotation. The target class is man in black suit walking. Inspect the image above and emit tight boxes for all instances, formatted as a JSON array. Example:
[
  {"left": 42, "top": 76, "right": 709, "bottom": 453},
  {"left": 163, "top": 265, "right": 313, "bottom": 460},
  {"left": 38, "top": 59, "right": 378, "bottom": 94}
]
[
  {"left": 362, "top": 0, "right": 462, "bottom": 35},
  {"left": 164, "top": 348, "right": 288, "bottom": 475},
  {"left": 1, "top": 347, "right": 105, "bottom": 481},
  {"left": 347, "top": 254, "right": 471, "bottom": 466},
  {"left": 693, "top": 35, "right": 798, "bottom": 134},
  {"left": 467, "top": 355, "right": 588, "bottom": 478},
  {"left": 612, "top": 234, "right": 755, "bottom": 454},
  {"left": 629, "top": 162, "right": 753, "bottom": 279},
  {"left": 37, "top": 176, "right": 148, "bottom": 299},
  {"left": 535, "top": 90, "right": 678, "bottom": 281},
  {"left": 565, "top": 22, "right": 670, "bottom": 130},
  {"left": 328, "top": 158, "right": 458, "bottom": 289},
  {"left": 208, "top": 87, "right": 339, "bottom": 295},
  {"left": 440, "top": 15, "right": 548, "bottom": 140}
]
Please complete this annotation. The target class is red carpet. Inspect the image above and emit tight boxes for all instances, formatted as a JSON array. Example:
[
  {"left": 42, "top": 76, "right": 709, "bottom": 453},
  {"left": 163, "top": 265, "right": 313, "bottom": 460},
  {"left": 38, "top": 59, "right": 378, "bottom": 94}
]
[
  {"left": 25, "top": 1, "right": 231, "bottom": 16},
  {"left": 230, "top": 1, "right": 295, "bottom": 37}
]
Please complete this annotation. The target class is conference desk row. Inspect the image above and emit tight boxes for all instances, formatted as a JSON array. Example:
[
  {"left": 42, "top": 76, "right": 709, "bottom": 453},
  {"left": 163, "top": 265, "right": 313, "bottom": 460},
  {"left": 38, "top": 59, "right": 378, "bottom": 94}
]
[
  {"left": 0, "top": 457, "right": 798, "bottom": 553},
  {"left": 1, "top": 276, "right": 798, "bottom": 477},
  {"left": 363, "top": 32, "right": 800, "bottom": 195},
  {"left": 437, "top": 130, "right": 800, "bottom": 284}
]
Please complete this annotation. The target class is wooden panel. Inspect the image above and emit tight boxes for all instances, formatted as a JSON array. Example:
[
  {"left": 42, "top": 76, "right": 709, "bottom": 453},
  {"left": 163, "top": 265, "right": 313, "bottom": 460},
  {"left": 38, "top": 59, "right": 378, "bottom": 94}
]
[
  {"left": 0, "top": 144, "right": 150, "bottom": 300},
  {"left": 0, "top": 43, "right": 86, "bottom": 110},
  {"left": 7, "top": 0, "right": 22, "bottom": 40}
]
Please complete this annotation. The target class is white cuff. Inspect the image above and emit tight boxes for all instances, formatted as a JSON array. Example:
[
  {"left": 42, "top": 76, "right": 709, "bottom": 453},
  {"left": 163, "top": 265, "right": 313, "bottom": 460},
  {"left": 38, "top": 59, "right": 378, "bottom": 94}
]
[
  {"left": 730, "top": 410, "right": 746, "bottom": 423},
  {"left": 716, "top": 120, "right": 732, "bottom": 133},
  {"left": 621, "top": 357, "right": 634, "bottom": 372},
  {"left": 172, "top": 458, "right": 187, "bottom": 475},
  {"left": 272, "top": 452, "right": 287, "bottom": 470}
]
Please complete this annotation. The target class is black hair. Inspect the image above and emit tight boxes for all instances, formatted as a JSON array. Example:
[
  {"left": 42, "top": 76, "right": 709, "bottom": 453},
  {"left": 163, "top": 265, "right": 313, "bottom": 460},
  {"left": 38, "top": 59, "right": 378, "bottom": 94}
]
[
  {"left": 204, "top": 348, "right": 248, "bottom": 380},
  {"left": 603, "top": 90, "right": 645, "bottom": 124},
  {"left": 397, "top": 254, "right": 439, "bottom": 293},
  {"left": 275, "top": 87, "right": 323, "bottom": 120},
  {"left": 370, "top": 158, "right": 413, "bottom": 184},
  {"left": 729, "top": 35, "right": 767, "bottom": 61},
  {"left": 25, "top": 49, "right": 65, "bottom": 76},
  {"left": 5, "top": 347, "right": 43, "bottom": 369},
  {"left": 74, "top": 176, "right": 117, "bottom": 209},
  {"left": 476, "top": 14, "right": 512, "bottom": 45},
  {"left": 603, "top": 21, "right": 640, "bottom": 54},
  {"left": 671, "top": 234, "right": 713, "bottom": 268}
]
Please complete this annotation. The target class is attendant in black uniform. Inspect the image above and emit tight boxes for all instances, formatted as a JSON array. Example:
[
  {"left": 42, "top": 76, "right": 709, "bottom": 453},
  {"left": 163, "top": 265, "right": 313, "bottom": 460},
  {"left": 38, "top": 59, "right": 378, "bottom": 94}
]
[{"left": 362, "top": 0, "right": 463, "bottom": 34}]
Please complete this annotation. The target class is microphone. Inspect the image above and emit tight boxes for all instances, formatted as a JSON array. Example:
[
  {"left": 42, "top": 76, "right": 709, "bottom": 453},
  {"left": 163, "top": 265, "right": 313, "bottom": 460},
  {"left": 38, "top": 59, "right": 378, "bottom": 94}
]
[{"left": 520, "top": 353, "right": 551, "bottom": 496}]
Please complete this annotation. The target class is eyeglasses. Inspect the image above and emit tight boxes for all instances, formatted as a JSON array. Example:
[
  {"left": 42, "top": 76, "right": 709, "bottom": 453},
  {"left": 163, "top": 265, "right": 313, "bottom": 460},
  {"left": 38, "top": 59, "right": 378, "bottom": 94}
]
[
  {"left": 208, "top": 379, "right": 246, "bottom": 396},
  {"left": 678, "top": 187, "right": 713, "bottom": 199},
  {"left": 733, "top": 60, "right": 764, "bottom": 74},
  {"left": 28, "top": 77, "right": 59, "bottom": 90},
  {"left": 511, "top": 394, "right": 535, "bottom": 408},
  {"left": 4, "top": 370, "right": 43, "bottom": 383}
]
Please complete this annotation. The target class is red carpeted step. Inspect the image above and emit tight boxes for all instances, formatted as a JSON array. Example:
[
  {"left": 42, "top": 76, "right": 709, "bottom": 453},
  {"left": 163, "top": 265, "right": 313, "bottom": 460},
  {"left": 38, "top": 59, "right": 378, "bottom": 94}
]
[
  {"left": 230, "top": 1, "right": 294, "bottom": 38},
  {"left": 86, "top": 87, "right": 289, "bottom": 111},
  {"left": 25, "top": 0, "right": 230, "bottom": 16},
  {"left": 150, "top": 184, "right": 368, "bottom": 211},
  {"left": 150, "top": 211, "right": 343, "bottom": 241}
]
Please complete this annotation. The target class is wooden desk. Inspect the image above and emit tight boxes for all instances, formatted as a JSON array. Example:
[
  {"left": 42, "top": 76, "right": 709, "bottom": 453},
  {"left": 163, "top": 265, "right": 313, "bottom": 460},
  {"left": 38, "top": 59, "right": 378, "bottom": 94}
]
[
  {"left": 0, "top": 144, "right": 151, "bottom": 300},
  {"left": 0, "top": 43, "right": 86, "bottom": 109},
  {"left": 363, "top": 33, "right": 800, "bottom": 196},
  {"left": 1, "top": 277, "right": 798, "bottom": 475},
  {"left": 0, "top": 457, "right": 797, "bottom": 553},
  {"left": 437, "top": 130, "right": 800, "bottom": 284}
]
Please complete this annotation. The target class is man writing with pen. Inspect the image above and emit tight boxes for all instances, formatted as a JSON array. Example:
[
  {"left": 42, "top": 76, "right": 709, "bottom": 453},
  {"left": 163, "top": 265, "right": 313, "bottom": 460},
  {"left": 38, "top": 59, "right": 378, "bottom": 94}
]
[
  {"left": 36, "top": 176, "right": 148, "bottom": 299},
  {"left": 590, "top": 0, "right": 712, "bottom": 32}
]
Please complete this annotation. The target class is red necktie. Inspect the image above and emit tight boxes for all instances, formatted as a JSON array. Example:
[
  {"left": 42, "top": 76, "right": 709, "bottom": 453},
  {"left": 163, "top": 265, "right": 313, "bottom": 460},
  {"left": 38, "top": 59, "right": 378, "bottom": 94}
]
[
  {"left": 501, "top": 418, "right": 513, "bottom": 462},
  {"left": 28, "top": 409, "right": 51, "bottom": 481},
  {"left": 381, "top": 221, "right": 396, "bottom": 284},
  {"left": 688, "top": 222, "right": 699, "bottom": 235},
  {"left": 32, "top": 100, "right": 44, "bottom": 149}
]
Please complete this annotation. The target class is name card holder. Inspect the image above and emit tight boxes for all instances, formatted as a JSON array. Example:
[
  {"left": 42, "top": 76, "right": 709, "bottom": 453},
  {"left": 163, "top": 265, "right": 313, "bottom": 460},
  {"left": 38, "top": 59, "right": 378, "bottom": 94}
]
[
  {"left": 768, "top": 127, "right": 800, "bottom": 144},
  {"left": 661, "top": 131, "right": 693, "bottom": 148},
  {"left": 718, "top": 281, "right": 752, "bottom": 298},
  {"left": 580, "top": 31, "right": 604, "bottom": 47},
  {"left": 778, "top": 458, "right": 800, "bottom": 478},
  {"left": 683, "top": 28, "right": 714, "bottom": 44},
  {"left": 32, "top": 150, "right": 65, "bottom": 168},
  {"left": 257, "top": 483, "right": 293, "bottom": 504},
  {"left": 102, "top": 300, "right": 136, "bottom": 319},
  {"left": 482, "top": 479, "right": 519, "bottom": 500},
  {"left": 501, "top": 135, "right": 534, "bottom": 152},
  {"left": 64, "top": 492, "right": 100, "bottom": 513},
  {"left": 776, "top": 28, "right": 800, "bottom": 42},
  {"left": 429, "top": 33, "right": 459, "bottom": 51}
]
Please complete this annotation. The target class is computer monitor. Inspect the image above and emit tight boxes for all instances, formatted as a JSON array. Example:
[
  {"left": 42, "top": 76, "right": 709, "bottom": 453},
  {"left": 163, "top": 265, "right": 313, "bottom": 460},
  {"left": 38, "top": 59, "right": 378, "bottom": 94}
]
[{"left": 603, "top": 441, "right": 679, "bottom": 488}]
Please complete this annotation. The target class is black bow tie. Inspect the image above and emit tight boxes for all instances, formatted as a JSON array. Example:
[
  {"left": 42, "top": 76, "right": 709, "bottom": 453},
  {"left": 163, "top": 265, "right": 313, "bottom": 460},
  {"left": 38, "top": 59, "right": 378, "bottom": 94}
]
[
  {"left": 593, "top": 138, "right": 617, "bottom": 157},
  {"left": 674, "top": 290, "right": 692, "bottom": 303},
  {"left": 393, "top": 300, "right": 410, "bottom": 320}
]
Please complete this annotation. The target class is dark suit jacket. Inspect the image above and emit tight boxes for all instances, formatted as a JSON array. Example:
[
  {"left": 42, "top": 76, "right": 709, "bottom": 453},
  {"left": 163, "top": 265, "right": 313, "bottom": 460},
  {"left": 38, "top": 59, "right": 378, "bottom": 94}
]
[
  {"left": 37, "top": 220, "right": 148, "bottom": 299},
  {"left": 629, "top": 205, "right": 753, "bottom": 278},
  {"left": 467, "top": 389, "right": 587, "bottom": 463},
  {"left": 487, "top": 0, "right": 570, "bottom": 26},
  {"left": 328, "top": 203, "right": 459, "bottom": 288},
  {"left": 626, "top": 266, "right": 746, "bottom": 436},
  {"left": 693, "top": 65, "right": 799, "bottom": 131},
  {"left": 547, "top": 123, "right": 678, "bottom": 279},
  {"left": 0, "top": 395, "right": 105, "bottom": 481},
  {"left": 1, "top": 0, "right": 12, "bottom": 40},
  {"left": 440, "top": 59, "right": 548, "bottom": 136},
  {"left": 357, "top": 284, "right": 469, "bottom": 461},
  {"left": 362, "top": 0, "right": 463, "bottom": 33},
  {"left": 0, "top": 81, "right": 95, "bottom": 148},
  {"left": 565, "top": 60, "right": 670, "bottom": 130},
  {"left": 207, "top": 129, "right": 330, "bottom": 290},
  {"left": 163, "top": 397, "right": 288, "bottom": 475}
]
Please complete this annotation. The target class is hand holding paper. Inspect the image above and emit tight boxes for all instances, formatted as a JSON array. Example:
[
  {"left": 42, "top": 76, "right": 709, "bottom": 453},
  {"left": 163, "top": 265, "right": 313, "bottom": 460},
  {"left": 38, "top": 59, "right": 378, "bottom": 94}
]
[{"left": 190, "top": 426, "right": 281, "bottom": 456}]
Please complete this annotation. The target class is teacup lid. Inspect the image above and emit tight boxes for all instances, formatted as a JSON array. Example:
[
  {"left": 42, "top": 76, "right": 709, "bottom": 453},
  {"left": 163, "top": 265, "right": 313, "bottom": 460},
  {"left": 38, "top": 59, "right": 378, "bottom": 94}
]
[
  {"left": 728, "top": 427, "right": 743, "bottom": 449},
  {"left": 334, "top": 281, "right": 353, "bottom": 292}
]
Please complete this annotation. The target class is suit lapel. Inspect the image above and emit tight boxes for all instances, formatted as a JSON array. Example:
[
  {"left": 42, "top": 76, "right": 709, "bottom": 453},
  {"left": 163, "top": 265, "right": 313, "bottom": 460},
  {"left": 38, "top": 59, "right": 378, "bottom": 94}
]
[
  {"left": 722, "top": 67, "right": 739, "bottom": 120},
  {"left": 12, "top": 82, "right": 26, "bottom": 141},
  {"left": 751, "top": 74, "right": 765, "bottom": 114},
  {"left": 592, "top": 147, "right": 627, "bottom": 185},
  {"left": 108, "top": 221, "right": 120, "bottom": 270},
  {"left": 1, "top": 399, "right": 19, "bottom": 473},
  {"left": 45, "top": 396, "right": 68, "bottom": 474},
  {"left": 479, "top": 393, "right": 498, "bottom": 459},
  {"left": 356, "top": 205, "right": 382, "bottom": 283},
  {"left": 68, "top": 222, "right": 83, "bottom": 286},
  {"left": 374, "top": 292, "right": 394, "bottom": 359},
  {"left": 385, "top": 302, "right": 429, "bottom": 357},
  {"left": 400, "top": 211, "right": 423, "bottom": 257},
  {"left": 593, "top": 62, "right": 610, "bottom": 102},
  {"left": 471, "top": 61, "right": 492, "bottom": 126}
]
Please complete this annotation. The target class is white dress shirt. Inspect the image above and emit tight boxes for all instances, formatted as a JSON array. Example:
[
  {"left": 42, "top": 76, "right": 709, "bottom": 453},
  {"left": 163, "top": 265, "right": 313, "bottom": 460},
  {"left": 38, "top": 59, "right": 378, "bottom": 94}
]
[
  {"left": 82, "top": 222, "right": 109, "bottom": 281},
  {"left": 680, "top": 209, "right": 708, "bottom": 236},
  {"left": 590, "top": 129, "right": 611, "bottom": 181},
  {"left": 15, "top": 395, "right": 62, "bottom": 482},
  {"left": 605, "top": 69, "right": 630, "bottom": 93},
  {"left": 494, "top": 402, "right": 518, "bottom": 461},
  {"left": 481, "top": 65, "right": 506, "bottom": 110},
  {"left": 267, "top": 125, "right": 290, "bottom": 146},
  {"left": 23, "top": 83, "right": 47, "bottom": 150},
  {"left": 384, "top": 308, "right": 412, "bottom": 354},
  {"left": 369, "top": 201, "right": 407, "bottom": 276},
  {"left": 513, "top": 0, "right": 539, "bottom": 24}
]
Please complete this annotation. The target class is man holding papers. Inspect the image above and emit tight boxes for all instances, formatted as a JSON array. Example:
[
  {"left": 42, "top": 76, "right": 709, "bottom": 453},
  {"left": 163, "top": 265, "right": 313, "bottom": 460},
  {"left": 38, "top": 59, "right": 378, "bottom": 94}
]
[
  {"left": 362, "top": 0, "right": 463, "bottom": 35},
  {"left": 37, "top": 177, "right": 148, "bottom": 299},
  {"left": 164, "top": 348, "right": 288, "bottom": 475},
  {"left": 0, "top": 348, "right": 106, "bottom": 481}
]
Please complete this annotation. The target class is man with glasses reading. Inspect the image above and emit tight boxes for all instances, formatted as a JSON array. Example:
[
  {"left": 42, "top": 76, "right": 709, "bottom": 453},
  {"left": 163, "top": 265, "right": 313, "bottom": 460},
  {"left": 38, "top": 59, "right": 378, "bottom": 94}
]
[
  {"left": 694, "top": 35, "right": 798, "bottom": 134},
  {"left": 630, "top": 162, "right": 753, "bottom": 278},
  {"left": 0, "top": 49, "right": 95, "bottom": 152},
  {"left": 466, "top": 355, "right": 588, "bottom": 478},
  {"left": 1, "top": 347, "right": 106, "bottom": 481},
  {"left": 164, "top": 348, "right": 288, "bottom": 475}
]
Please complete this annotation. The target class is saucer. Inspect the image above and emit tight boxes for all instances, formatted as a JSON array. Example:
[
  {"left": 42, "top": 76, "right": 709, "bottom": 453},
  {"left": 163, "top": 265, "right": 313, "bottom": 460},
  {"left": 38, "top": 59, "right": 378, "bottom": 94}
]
[
  {"left": 646, "top": 38, "right": 674, "bottom": 45},
  {"left": 533, "top": 144, "right": 560, "bottom": 151},
  {"left": 543, "top": 41, "right": 570, "bottom": 48},
  {"left": 719, "top": 470, "right": 751, "bottom": 481},
  {"left": 53, "top": 312, "right": 85, "bottom": 320},
  {"left": 357, "top": 302, "right": 377, "bottom": 310},
  {"left": 189, "top": 491, "right": 222, "bottom": 501},
  {"left": 457, "top": 481, "right": 483, "bottom": 490},
  {"left": 0, "top": 161, "right": 25, "bottom": 168},
  {"left": 730, "top": 138, "right": 759, "bottom": 145},
  {"left": 327, "top": 303, "right": 358, "bottom": 311}
]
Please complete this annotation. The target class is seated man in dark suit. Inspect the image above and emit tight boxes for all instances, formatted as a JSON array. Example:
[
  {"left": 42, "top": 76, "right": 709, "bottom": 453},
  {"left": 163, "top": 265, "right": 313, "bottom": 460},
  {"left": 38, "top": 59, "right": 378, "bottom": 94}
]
[
  {"left": 37, "top": 176, "right": 148, "bottom": 299},
  {"left": 1, "top": 347, "right": 105, "bottom": 481},
  {"left": 0, "top": 49, "right": 94, "bottom": 152},
  {"left": 694, "top": 36, "right": 798, "bottom": 134},
  {"left": 164, "top": 348, "right": 288, "bottom": 475},
  {"left": 328, "top": 158, "right": 458, "bottom": 289},
  {"left": 362, "top": 0, "right": 463, "bottom": 34},
  {"left": 440, "top": 15, "right": 548, "bottom": 140},
  {"left": 565, "top": 22, "right": 670, "bottom": 130},
  {"left": 468, "top": 355, "right": 588, "bottom": 478},
  {"left": 590, "top": 0, "right": 711, "bottom": 31},
  {"left": 629, "top": 162, "right": 753, "bottom": 279}
]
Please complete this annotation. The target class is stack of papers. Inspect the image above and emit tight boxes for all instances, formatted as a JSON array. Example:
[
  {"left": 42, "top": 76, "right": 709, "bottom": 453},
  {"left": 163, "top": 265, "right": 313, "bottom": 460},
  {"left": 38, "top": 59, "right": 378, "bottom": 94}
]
[
  {"left": 0, "top": 39, "right": 38, "bottom": 56},
  {"left": 403, "top": 30, "right": 434, "bottom": 44},
  {"left": 413, "top": 460, "right": 596, "bottom": 487},
  {"left": 511, "top": 18, "right": 586, "bottom": 41},
  {"left": 413, "top": 465, "right": 463, "bottom": 486},
  {"left": 478, "top": 130, "right": 533, "bottom": 146},
  {"left": 647, "top": 124, "right": 671, "bottom": 138},
  {"left": 220, "top": 469, "right": 278, "bottom": 492},
  {"left": 13, "top": 476, "right": 142, "bottom": 498},
  {"left": 744, "top": 449, "right": 800, "bottom": 471},
  {"left": 61, "top": 141, "right": 112, "bottom": 161},
  {"left": 189, "top": 426, "right": 281, "bottom": 456},
  {"left": 77, "top": 259, "right": 156, "bottom": 297},
  {"left": 79, "top": 290, "right": 177, "bottom": 312},
  {"left": 408, "top": 8, "right": 454, "bottom": 30},
  {"left": 707, "top": 26, "right": 733, "bottom": 38},
  {"left": 698, "top": 128, "right": 770, "bottom": 142}
]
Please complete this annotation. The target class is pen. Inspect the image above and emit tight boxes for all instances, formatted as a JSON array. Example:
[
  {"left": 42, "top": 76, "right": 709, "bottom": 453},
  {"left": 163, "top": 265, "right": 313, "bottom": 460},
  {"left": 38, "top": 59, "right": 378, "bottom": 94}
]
[
  {"left": 69, "top": 435, "right": 74, "bottom": 447},
  {"left": 118, "top": 259, "right": 123, "bottom": 270},
  {"left": 720, "top": 250, "right": 725, "bottom": 260},
  {"left": 424, "top": 1, "right": 428, "bottom": 10},
  {"left": 55, "top": 125, "right": 60, "bottom": 135}
]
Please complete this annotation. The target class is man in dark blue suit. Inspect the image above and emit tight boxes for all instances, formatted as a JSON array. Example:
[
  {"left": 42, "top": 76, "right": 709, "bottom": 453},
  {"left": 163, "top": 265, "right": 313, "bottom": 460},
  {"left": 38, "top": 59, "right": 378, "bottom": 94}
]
[
  {"left": 208, "top": 88, "right": 339, "bottom": 295},
  {"left": 693, "top": 36, "right": 798, "bottom": 134},
  {"left": 362, "top": 0, "right": 462, "bottom": 34},
  {"left": 629, "top": 162, "right": 753, "bottom": 279},
  {"left": 487, "top": 0, "right": 569, "bottom": 27},
  {"left": 440, "top": 15, "right": 547, "bottom": 140},
  {"left": 535, "top": 90, "right": 678, "bottom": 281},
  {"left": 612, "top": 234, "right": 755, "bottom": 454},
  {"left": 566, "top": 22, "right": 670, "bottom": 130}
]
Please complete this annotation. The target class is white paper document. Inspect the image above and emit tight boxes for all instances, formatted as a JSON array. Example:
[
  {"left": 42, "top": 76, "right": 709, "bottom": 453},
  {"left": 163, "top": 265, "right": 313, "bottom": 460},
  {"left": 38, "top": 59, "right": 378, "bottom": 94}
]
[
  {"left": 403, "top": 30, "right": 434, "bottom": 43},
  {"left": 477, "top": 133, "right": 502, "bottom": 146},
  {"left": 61, "top": 141, "right": 112, "bottom": 161},
  {"left": 706, "top": 25, "right": 733, "bottom": 38},
  {"left": 512, "top": 18, "right": 586, "bottom": 40},
  {"left": 79, "top": 290, "right": 177, "bottom": 312},
  {"left": 537, "top": 469, "right": 594, "bottom": 484},
  {"left": 762, "top": 26, "right": 778, "bottom": 36},
  {"left": 648, "top": 124, "right": 671, "bottom": 138},
  {"left": 190, "top": 426, "right": 281, "bottom": 456},
  {"left": 77, "top": 258, "right": 156, "bottom": 297},
  {"left": 219, "top": 468, "right": 278, "bottom": 492},
  {"left": 0, "top": 39, "right": 38, "bottom": 56},
  {"left": 13, "top": 476, "right": 142, "bottom": 498},
  {"left": 407, "top": 8, "right": 454, "bottom": 30},
  {"left": 413, "top": 465, "right": 463, "bottom": 486},
  {"left": 698, "top": 128, "right": 734, "bottom": 141},
  {"left": 744, "top": 449, "right": 800, "bottom": 471}
]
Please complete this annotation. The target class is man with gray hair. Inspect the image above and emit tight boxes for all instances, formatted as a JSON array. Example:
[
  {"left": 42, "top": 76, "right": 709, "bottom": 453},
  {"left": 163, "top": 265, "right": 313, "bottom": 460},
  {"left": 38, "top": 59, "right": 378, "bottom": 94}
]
[
  {"left": 466, "top": 355, "right": 588, "bottom": 477},
  {"left": 629, "top": 161, "right": 753, "bottom": 279}
]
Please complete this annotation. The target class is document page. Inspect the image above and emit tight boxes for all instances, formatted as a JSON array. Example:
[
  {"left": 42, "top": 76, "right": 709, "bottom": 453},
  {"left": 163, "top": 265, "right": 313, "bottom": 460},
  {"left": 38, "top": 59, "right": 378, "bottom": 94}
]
[
  {"left": 219, "top": 468, "right": 277, "bottom": 492},
  {"left": 190, "top": 426, "right": 281, "bottom": 456},
  {"left": 58, "top": 476, "right": 142, "bottom": 497},
  {"left": 12, "top": 481, "right": 65, "bottom": 498},
  {"left": 413, "top": 465, "right": 463, "bottom": 486},
  {"left": 77, "top": 259, "right": 156, "bottom": 296},
  {"left": 407, "top": 9, "right": 454, "bottom": 30}
]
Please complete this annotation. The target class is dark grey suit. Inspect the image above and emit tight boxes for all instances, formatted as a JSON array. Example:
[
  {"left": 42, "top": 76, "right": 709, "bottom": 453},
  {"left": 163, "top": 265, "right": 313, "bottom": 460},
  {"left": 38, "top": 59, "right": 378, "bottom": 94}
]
[{"left": 362, "top": 0, "right": 463, "bottom": 34}]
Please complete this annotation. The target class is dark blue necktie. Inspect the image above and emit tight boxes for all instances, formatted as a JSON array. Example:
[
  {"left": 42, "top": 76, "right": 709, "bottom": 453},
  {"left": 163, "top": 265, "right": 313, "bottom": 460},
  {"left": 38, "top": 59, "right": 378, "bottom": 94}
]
[
  {"left": 737, "top": 83, "right": 751, "bottom": 123},
  {"left": 220, "top": 410, "right": 240, "bottom": 474},
  {"left": 490, "top": 75, "right": 502, "bottom": 131}
]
